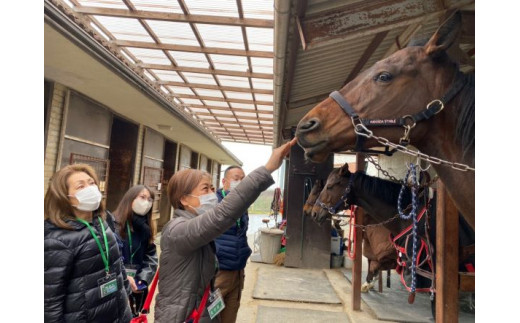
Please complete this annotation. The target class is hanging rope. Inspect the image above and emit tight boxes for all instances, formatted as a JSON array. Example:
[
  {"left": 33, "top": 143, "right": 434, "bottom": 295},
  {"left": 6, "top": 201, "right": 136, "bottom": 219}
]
[
  {"left": 346, "top": 205, "right": 357, "bottom": 260},
  {"left": 270, "top": 187, "right": 282, "bottom": 226},
  {"left": 397, "top": 163, "right": 419, "bottom": 304}
]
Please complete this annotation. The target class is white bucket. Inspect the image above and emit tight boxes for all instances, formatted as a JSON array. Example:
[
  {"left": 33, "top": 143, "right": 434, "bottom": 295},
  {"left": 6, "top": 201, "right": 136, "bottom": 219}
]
[{"left": 258, "top": 228, "right": 284, "bottom": 264}]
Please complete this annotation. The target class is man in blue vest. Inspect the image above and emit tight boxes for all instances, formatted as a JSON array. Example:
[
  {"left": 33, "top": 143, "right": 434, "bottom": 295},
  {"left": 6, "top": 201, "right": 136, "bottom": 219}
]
[{"left": 214, "top": 165, "right": 251, "bottom": 323}]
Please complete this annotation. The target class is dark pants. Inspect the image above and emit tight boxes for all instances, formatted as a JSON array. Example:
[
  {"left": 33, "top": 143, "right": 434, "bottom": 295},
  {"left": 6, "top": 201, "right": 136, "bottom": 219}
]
[{"left": 213, "top": 269, "right": 245, "bottom": 323}]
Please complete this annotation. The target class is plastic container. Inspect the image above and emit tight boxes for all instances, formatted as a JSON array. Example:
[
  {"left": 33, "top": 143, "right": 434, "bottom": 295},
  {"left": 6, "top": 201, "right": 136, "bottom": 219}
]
[
  {"left": 331, "top": 254, "right": 344, "bottom": 268},
  {"left": 259, "top": 228, "right": 284, "bottom": 264}
]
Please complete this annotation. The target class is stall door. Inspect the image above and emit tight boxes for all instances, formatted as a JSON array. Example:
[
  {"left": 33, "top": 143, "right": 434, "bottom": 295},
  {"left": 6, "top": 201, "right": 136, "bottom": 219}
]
[{"left": 141, "top": 128, "right": 165, "bottom": 224}]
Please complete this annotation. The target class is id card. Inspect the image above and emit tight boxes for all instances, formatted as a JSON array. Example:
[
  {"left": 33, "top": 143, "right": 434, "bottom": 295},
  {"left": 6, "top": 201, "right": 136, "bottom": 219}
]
[
  {"left": 207, "top": 288, "right": 225, "bottom": 319},
  {"left": 125, "top": 265, "right": 137, "bottom": 278},
  {"left": 98, "top": 273, "right": 118, "bottom": 298}
]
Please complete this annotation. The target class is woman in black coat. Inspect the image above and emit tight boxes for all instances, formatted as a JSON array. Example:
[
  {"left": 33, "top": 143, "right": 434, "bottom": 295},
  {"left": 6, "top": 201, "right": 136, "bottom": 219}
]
[
  {"left": 110, "top": 184, "right": 158, "bottom": 317},
  {"left": 44, "top": 163, "right": 132, "bottom": 322}
]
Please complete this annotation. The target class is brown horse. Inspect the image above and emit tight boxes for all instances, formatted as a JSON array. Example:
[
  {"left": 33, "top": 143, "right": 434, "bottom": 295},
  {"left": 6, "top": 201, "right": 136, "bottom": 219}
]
[
  {"left": 314, "top": 165, "right": 397, "bottom": 292},
  {"left": 302, "top": 179, "right": 324, "bottom": 217},
  {"left": 295, "top": 11, "right": 474, "bottom": 230}
]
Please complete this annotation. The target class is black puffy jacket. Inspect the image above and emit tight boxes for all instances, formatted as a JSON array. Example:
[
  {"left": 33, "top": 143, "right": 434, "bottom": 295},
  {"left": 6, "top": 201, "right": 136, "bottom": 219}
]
[{"left": 44, "top": 214, "right": 132, "bottom": 322}]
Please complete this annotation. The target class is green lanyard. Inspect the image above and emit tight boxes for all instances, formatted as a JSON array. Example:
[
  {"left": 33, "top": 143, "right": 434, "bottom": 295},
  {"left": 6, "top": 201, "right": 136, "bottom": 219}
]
[
  {"left": 77, "top": 217, "right": 110, "bottom": 274},
  {"left": 221, "top": 190, "right": 240, "bottom": 228},
  {"left": 126, "top": 222, "right": 141, "bottom": 265}
]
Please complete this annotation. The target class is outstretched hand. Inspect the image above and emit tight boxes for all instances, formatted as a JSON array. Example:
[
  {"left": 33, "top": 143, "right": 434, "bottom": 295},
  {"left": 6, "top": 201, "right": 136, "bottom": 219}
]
[{"left": 265, "top": 138, "right": 297, "bottom": 173}]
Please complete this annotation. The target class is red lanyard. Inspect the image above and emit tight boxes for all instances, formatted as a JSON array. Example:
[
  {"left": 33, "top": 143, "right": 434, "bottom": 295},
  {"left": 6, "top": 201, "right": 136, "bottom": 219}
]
[{"left": 186, "top": 285, "right": 211, "bottom": 323}]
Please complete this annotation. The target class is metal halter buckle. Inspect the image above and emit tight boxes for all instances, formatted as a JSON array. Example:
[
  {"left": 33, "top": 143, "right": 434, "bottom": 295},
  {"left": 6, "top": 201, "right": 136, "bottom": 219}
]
[{"left": 426, "top": 99, "right": 445, "bottom": 115}]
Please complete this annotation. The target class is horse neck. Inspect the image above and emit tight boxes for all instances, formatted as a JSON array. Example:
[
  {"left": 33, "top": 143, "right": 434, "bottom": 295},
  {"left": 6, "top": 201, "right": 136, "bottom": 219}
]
[
  {"left": 350, "top": 174, "right": 410, "bottom": 235},
  {"left": 415, "top": 94, "right": 475, "bottom": 229}
]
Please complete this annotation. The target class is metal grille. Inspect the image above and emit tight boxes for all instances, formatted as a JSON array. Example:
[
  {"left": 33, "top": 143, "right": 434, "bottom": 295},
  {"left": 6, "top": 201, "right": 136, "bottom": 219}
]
[
  {"left": 143, "top": 166, "right": 164, "bottom": 220},
  {"left": 69, "top": 153, "right": 110, "bottom": 193}
]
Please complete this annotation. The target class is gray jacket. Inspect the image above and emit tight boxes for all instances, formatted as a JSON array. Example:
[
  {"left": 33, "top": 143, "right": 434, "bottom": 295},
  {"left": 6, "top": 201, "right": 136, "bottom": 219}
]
[{"left": 154, "top": 166, "right": 274, "bottom": 323}]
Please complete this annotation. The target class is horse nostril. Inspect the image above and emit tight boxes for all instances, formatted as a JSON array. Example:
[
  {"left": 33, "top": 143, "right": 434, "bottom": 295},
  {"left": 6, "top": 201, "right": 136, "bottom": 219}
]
[{"left": 298, "top": 118, "right": 320, "bottom": 133}]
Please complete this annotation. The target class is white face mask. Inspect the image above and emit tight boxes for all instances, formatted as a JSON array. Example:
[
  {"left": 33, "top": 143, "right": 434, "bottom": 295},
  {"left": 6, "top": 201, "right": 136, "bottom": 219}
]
[
  {"left": 229, "top": 180, "right": 241, "bottom": 191},
  {"left": 189, "top": 193, "right": 219, "bottom": 215},
  {"left": 132, "top": 198, "right": 152, "bottom": 215},
  {"left": 71, "top": 185, "right": 102, "bottom": 212}
]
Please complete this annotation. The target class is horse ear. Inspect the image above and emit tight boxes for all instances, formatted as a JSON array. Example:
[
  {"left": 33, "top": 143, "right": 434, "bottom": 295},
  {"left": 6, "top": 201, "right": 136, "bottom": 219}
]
[
  {"left": 339, "top": 163, "right": 350, "bottom": 176},
  {"left": 424, "top": 10, "right": 462, "bottom": 57}
]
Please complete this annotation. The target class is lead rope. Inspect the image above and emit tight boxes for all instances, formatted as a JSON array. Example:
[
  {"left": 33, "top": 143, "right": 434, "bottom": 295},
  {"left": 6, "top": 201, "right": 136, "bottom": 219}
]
[
  {"left": 397, "top": 163, "right": 419, "bottom": 304},
  {"left": 346, "top": 205, "right": 357, "bottom": 260}
]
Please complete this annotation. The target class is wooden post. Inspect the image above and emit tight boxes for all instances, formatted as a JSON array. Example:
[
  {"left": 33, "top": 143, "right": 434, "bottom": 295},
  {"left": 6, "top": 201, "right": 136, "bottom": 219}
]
[
  {"left": 351, "top": 207, "right": 364, "bottom": 311},
  {"left": 435, "top": 180, "right": 459, "bottom": 322},
  {"left": 378, "top": 271, "right": 383, "bottom": 293},
  {"left": 351, "top": 153, "right": 366, "bottom": 310}
]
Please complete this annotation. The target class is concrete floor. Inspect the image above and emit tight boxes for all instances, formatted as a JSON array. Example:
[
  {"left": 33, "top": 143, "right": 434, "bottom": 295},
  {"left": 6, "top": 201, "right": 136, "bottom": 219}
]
[{"left": 147, "top": 214, "right": 391, "bottom": 323}]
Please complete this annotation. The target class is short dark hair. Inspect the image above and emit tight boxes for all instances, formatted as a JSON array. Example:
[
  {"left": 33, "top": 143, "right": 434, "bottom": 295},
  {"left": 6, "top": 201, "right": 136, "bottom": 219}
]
[{"left": 224, "top": 165, "right": 243, "bottom": 178}]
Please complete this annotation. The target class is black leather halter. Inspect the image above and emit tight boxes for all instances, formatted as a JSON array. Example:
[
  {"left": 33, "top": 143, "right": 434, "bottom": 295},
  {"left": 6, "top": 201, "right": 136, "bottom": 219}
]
[{"left": 329, "top": 72, "right": 468, "bottom": 155}]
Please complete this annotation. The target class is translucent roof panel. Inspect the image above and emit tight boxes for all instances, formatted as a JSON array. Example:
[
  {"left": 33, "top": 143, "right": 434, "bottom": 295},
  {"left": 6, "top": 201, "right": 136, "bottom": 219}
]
[
  {"left": 212, "top": 110, "right": 234, "bottom": 116},
  {"left": 168, "top": 86, "right": 194, "bottom": 95},
  {"left": 184, "top": 0, "right": 238, "bottom": 18},
  {"left": 242, "top": 0, "right": 274, "bottom": 19},
  {"left": 152, "top": 70, "right": 184, "bottom": 82},
  {"left": 224, "top": 91, "right": 253, "bottom": 101},
  {"left": 132, "top": 0, "right": 183, "bottom": 13},
  {"left": 250, "top": 57, "right": 273, "bottom": 74},
  {"left": 125, "top": 48, "right": 170, "bottom": 64},
  {"left": 64, "top": 0, "right": 275, "bottom": 145},
  {"left": 181, "top": 73, "right": 218, "bottom": 86},
  {"left": 168, "top": 51, "right": 209, "bottom": 68},
  {"left": 235, "top": 111, "right": 258, "bottom": 118},
  {"left": 76, "top": 0, "right": 127, "bottom": 9},
  {"left": 203, "top": 100, "right": 229, "bottom": 107},
  {"left": 254, "top": 94, "right": 273, "bottom": 102},
  {"left": 210, "top": 54, "right": 248, "bottom": 72},
  {"left": 251, "top": 78, "right": 273, "bottom": 90},
  {"left": 230, "top": 102, "right": 255, "bottom": 110},
  {"left": 146, "top": 21, "right": 199, "bottom": 46},
  {"left": 216, "top": 75, "right": 250, "bottom": 88},
  {"left": 196, "top": 24, "right": 245, "bottom": 50},
  {"left": 256, "top": 104, "right": 273, "bottom": 111},
  {"left": 193, "top": 89, "right": 224, "bottom": 98},
  {"left": 246, "top": 27, "right": 273, "bottom": 52},
  {"left": 93, "top": 16, "right": 153, "bottom": 42}
]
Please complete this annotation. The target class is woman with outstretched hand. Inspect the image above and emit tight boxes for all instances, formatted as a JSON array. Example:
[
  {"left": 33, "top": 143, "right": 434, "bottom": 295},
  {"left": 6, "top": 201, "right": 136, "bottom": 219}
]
[{"left": 154, "top": 138, "right": 296, "bottom": 323}]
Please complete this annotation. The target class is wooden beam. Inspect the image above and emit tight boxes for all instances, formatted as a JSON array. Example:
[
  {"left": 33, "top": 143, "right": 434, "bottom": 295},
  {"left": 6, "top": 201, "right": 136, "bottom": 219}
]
[
  {"left": 436, "top": 180, "right": 459, "bottom": 322},
  {"left": 158, "top": 80, "right": 273, "bottom": 94},
  {"left": 351, "top": 152, "right": 366, "bottom": 311},
  {"left": 75, "top": 6, "right": 274, "bottom": 28},
  {"left": 139, "top": 63, "right": 273, "bottom": 79},
  {"left": 114, "top": 40, "right": 273, "bottom": 58},
  {"left": 301, "top": 0, "right": 474, "bottom": 49},
  {"left": 208, "top": 124, "right": 271, "bottom": 130},
  {"left": 173, "top": 94, "right": 271, "bottom": 106},
  {"left": 343, "top": 31, "right": 388, "bottom": 85}
]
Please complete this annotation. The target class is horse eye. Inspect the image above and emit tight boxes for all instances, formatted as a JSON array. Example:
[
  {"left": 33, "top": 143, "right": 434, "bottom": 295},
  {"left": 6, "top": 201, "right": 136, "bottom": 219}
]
[{"left": 375, "top": 72, "right": 393, "bottom": 82}]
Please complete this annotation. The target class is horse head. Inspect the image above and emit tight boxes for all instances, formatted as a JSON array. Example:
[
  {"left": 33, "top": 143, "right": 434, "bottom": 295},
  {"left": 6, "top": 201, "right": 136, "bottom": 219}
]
[
  {"left": 311, "top": 163, "right": 352, "bottom": 224},
  {"left": 302, "top": 179, "right": 324, "bottom": 217},
  {"left": 295, "top": 11, "right": 464, "bottom": 163}
]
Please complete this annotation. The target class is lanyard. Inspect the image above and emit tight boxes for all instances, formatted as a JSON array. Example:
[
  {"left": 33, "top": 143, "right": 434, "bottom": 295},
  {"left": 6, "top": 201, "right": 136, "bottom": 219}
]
[
  {"left": 77, "top": 217, "right": 110, "bottom": 274},
  {"left": 221, "top": 190, "right": 240, "bottom": 229},
  {"left": 126, "top": 222, "right": 141, "bottom": 264}
]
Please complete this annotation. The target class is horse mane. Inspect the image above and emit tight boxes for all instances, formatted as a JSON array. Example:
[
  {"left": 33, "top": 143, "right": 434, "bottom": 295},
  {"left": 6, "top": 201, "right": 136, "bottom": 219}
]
[
  {"left": 455, "top": 73, "right": 475, "bottom": 159},
  {"left": 351, "top": 171, "right": 412, "bottom": 207}
]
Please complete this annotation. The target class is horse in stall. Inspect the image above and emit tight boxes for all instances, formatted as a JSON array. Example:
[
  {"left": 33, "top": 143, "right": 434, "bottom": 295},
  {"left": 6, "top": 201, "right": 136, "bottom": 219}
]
[
  {"left": 295, "top": 11, "right": 475, "bottom": 230},
  {"left": 312, "top": 163, "right": 475, "bottom": 309}
]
